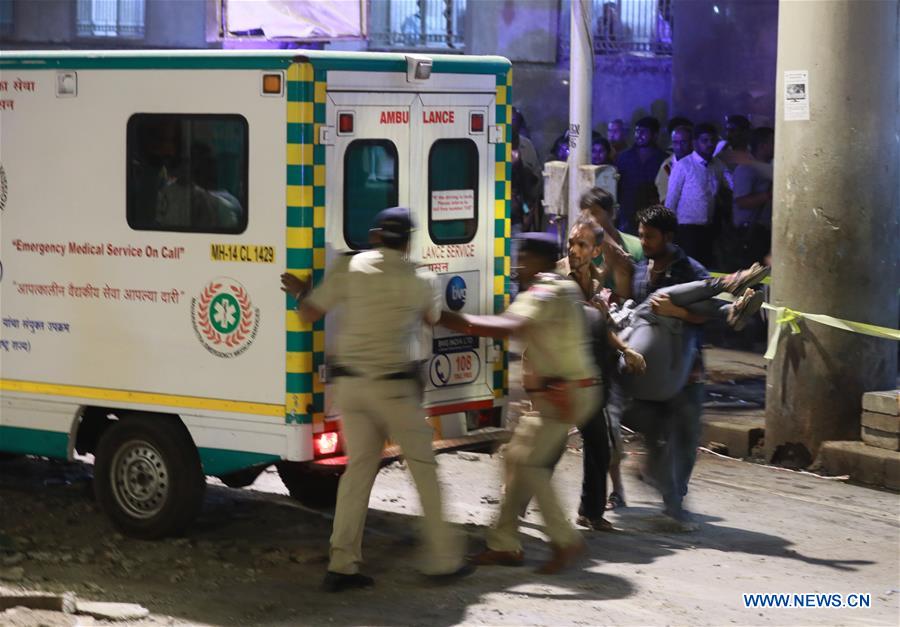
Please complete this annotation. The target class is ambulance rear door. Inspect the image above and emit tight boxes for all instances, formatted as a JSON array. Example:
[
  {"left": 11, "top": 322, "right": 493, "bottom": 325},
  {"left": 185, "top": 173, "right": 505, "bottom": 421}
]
[
  {"left": 410, "top": 93, "right": 496, "bottom": 411},
  {"left": 323, "top": 93, "right": 414, "bottom": 418}
]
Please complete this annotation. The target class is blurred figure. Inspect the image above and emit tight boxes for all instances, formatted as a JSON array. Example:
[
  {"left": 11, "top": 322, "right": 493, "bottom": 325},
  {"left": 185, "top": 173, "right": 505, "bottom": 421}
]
[
  {"left": 714, "top": 114, "right": 753, "bottom": 173},
  {"left": 442, "top": 233, "right": 600, "bottom": 575},
  {"left": 512, "top": 106, "right": 533, "bottom": 139},
  {"left": 614, "top": 116, "right": 667, "bottom": 234},
  {"left": 606, "top": 118, "right": 628, "bottom": 162},
  {"left": 549, "top": 130, "right": 606, "bottom": 164},
  {"left": 730, "top": 127, "right": 774, "bottom": 268},
  {"left": 665, "top": 116, "right": 694, "bottom": 149},
  {"left": 511, "top": 108, "right": 543, "bottom": 232},
  {"left": 592, "top": 136, "right": 613, "bottom": 166}
]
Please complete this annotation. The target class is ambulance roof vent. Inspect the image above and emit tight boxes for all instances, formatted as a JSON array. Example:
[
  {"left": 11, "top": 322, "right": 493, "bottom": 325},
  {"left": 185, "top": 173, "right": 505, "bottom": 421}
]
[{"left": 406, "top": 55, "right": 432, "bottom": 83}]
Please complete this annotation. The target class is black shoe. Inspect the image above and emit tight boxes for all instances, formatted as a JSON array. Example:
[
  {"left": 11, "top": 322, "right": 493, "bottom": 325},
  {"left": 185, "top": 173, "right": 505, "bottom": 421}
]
[
  {"left": 424, "top": 562, "right": 477, "bottom": 584},
  {"left": 321, "top": 571, "right": 375, "bottom": 593}
]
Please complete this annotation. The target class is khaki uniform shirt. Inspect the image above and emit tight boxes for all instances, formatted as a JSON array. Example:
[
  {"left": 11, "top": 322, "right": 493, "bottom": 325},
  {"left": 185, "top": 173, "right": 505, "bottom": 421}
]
[
  {"left": 305, "top": 248, "right": 440, "bottom": 377},
  {"left": 507, "top": 273, "right": 598, "bottom": 382},
  {"left": 555, "top": 257, "right": 603, "bottom": 302}
]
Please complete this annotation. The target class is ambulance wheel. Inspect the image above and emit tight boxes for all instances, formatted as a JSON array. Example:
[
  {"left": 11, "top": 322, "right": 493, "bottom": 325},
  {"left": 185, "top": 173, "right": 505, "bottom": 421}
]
[
  {"left": 94, "top": 417, "right": 205, "bottom": 539},
  {"left": 277, "top": 462, "right": 341, "bottom": 508}
]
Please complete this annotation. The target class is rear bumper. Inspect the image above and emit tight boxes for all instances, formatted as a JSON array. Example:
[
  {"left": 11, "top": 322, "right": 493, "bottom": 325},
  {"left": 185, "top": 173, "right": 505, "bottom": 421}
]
[{"left": 309, "top": 426, "right": 510, "bottom": 471}]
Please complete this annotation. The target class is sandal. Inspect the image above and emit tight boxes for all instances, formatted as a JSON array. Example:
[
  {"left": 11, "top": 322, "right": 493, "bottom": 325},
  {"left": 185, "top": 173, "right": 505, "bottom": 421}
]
[
  {"left": 727, "top": 288, "right": 765, "bottom": 331},
  {"left": 605, "top": 491, "right": 626, "bottom": 510},
  {"left": 719, "top": 262, "right": 770, "bottom": 296}
]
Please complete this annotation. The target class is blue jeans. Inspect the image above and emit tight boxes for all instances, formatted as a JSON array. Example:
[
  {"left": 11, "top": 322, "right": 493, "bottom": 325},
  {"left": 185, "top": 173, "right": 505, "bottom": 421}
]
[{"left": 624, "top": 381, "right": 703, "bottom": 513}]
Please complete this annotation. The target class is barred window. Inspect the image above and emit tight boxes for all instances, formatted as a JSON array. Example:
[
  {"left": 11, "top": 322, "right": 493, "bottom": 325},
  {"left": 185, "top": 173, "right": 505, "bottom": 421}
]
[
  {"left": 368, "top": 0, "right": 466, "bottom": 50},
  {"left": 0, "top": 0, "right": 13, "bottom": 37},
  {"left": 76, "top": 0, "right": 145, "bottom": 39}
]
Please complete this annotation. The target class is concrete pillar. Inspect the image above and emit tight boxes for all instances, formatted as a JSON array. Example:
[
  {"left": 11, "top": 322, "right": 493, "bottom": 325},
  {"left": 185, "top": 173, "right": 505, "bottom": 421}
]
[
  {"left": 568, "top": 0, "right": 593, "bottom": 225},
  {"left": 765, "top": 0, "right": 900, "bottom": 466}
]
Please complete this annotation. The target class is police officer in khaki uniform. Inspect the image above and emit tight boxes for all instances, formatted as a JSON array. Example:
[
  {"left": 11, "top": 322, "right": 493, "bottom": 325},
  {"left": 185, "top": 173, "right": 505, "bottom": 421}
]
[
  {"left": 280, "top": 208, "right": 471, "bottom": 592},
  {"left": 440, "top": 233, "right": 600, "bottom": 574}
]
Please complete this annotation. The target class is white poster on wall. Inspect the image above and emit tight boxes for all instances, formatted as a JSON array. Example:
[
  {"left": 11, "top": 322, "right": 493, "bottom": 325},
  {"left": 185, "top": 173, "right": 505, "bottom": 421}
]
[
  {"left": 225, "top": 0, "right": 365, "bottom": 39},
  {"left": 431, "top": 189, "right": 475, "bottom": 221},
  {"left": 784, "top": 70, "right": 810, "bottom": 121}
]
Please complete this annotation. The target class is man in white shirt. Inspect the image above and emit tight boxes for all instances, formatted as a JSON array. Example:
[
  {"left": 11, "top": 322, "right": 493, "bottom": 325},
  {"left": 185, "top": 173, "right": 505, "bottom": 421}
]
[
  {"left": 655, "top": 125, "right": 693, "bottom": 202},
  {"left": 664, "top": 123, "right": 732, "bottom": 267}
]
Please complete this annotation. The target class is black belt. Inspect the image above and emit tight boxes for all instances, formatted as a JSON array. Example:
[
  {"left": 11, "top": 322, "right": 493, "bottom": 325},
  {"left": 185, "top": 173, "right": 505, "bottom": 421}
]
[{"left": 329, "top": 365, "right": 417, "bottom": 381}]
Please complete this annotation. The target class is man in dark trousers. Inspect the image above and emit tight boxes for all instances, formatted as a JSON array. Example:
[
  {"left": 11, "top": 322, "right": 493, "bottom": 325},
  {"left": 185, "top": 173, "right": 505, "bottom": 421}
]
[{"left": 556, "top": 213, "right": 645, "bottom": 530}]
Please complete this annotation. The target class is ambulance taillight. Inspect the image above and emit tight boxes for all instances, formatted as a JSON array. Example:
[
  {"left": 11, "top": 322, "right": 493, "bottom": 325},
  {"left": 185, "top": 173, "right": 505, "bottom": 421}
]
[
  {"left": 470, "top": 112, "right": 484, "bottom": 133},
  {"left": 338, "top": 112, "right": 354, "bottom": 134},
  {"left": 315, "top": 432, "right": 340, "bottom": 457}
]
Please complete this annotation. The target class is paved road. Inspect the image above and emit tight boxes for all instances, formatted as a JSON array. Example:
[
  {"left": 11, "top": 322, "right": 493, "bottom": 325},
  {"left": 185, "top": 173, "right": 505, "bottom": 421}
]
[{"left": 3, "top": 441, "right": 898, "bottom": 626}]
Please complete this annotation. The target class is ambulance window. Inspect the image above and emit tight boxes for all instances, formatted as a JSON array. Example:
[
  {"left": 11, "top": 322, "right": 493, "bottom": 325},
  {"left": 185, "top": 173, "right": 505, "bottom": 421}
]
[
  {"left": 428, "top": 139, "right": 478, "bottom": 244},
  {"left": 126, "top": 114, "right": 249, "bottom": 234},
  {"left": 343, "top": 139, "right": 399, "bottom": 250}
]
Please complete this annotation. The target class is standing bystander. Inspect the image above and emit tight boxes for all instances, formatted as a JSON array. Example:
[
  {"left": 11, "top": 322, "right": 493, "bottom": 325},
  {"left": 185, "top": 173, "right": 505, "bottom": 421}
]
[
  {"left": 606, "top": 118, "right": 629, "bottom": 162},
  {"left": 665, "top": 122, "right": 731, "bottom": 268},
  {"left": 730, "top": 127, "right": 774, "bottom": 268},
  {"left": 614, "top": 117, "right": 668, "bottom": 234},
  {"left": 656, "top": 125, "right": 694, "bottom": 203}
]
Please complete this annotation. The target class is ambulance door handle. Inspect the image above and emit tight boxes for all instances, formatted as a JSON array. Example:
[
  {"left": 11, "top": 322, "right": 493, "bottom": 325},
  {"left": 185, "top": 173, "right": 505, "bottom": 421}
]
[{"left": 319, "top": 126, "right": 335, "bottom": 145}]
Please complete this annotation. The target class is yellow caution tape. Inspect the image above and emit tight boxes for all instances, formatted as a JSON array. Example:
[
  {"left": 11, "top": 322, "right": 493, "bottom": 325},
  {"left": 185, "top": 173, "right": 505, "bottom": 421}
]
[
  {"left": 761, "top": 304, "right": 899, "bottom": 360},
  {"left": 713, "top": 288, "right": 898, "bottom": 359}
]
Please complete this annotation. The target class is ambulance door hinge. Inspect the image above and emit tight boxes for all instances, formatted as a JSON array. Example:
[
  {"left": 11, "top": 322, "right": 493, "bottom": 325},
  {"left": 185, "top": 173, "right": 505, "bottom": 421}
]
[
  {"left": 488, "top": 125, "right": 504, "bottom": 144},
  {"left": 487, "top": 342, "right": 500, "bottom": 363},
  {"left": 318, "top": 364, "right": 328, "bottom": 384},
  {"left": 319, "top": 126, "right": 335, "bottom": 146}
]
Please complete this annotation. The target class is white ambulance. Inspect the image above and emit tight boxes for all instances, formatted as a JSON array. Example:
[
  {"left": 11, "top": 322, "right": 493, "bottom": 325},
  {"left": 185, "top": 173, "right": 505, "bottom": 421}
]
[{"left": 0, "top": 50, "right": 514, "bottom": 538}]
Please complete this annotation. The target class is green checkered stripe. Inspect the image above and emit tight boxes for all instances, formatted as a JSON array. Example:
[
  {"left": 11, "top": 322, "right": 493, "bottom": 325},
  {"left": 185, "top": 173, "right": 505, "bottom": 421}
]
[
  {"left": 285, "top": 62, "right": 327, "bottom": 426},
  {"left": 492, "top": 68, "right": 512, "bottom": 400}
]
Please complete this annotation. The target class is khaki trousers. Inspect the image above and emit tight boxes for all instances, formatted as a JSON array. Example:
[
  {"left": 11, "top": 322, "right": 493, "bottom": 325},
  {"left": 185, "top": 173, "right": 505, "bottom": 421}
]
[
  {"left": 328, "top": 376, "right": 463, "bottom": 575},
  {"left": 488, "top": 385, "right": 600, "bottom": 552}
]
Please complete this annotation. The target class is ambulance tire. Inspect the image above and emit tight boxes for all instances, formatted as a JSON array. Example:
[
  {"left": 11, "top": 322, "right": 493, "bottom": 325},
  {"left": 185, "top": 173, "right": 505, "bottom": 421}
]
[
  {"left": 277, "top": 462, "right": 341, "bottom": 509},
  {"left": 94, "top": 417, "right": 205, "bottom": 539}
]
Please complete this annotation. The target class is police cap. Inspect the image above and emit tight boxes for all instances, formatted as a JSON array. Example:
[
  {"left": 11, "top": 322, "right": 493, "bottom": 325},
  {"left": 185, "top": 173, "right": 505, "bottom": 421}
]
[
  {"left": 515, "top": 232, "right": 560, "bottom": 263},
  {"left": 372, "top": 207, "right": 414, "bottom": 245}
]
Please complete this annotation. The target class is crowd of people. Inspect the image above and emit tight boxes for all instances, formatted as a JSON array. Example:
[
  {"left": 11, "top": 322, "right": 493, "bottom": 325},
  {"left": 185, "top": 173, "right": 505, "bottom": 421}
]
[
  {"left": 281, "top": 196, "right": 770, "bottom": 591},
  {"left": 512, "top": 110, "right": 775, "bottom": 272}
]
